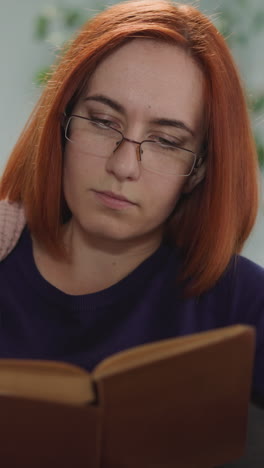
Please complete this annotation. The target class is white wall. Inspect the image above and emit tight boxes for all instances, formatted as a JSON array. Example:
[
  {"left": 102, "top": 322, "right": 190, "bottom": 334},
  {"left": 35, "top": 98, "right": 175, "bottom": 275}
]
[{"left": 1, "top": 0, "right": 264, "bottom": 264}]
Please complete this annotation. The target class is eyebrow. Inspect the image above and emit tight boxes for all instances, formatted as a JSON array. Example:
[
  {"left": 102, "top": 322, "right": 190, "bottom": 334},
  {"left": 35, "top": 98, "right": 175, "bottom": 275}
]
[
  {"left": 84, "top": 95, "right": 125, "bottom": 113},
  {"left": 83, "top": 94, "right": 195, "bottom": 138}
]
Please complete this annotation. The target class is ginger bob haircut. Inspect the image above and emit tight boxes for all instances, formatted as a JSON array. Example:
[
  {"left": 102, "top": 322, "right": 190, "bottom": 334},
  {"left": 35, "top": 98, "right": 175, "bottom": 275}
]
[{"left": 0, "top": 0, "right": 259, "bottom": 296}]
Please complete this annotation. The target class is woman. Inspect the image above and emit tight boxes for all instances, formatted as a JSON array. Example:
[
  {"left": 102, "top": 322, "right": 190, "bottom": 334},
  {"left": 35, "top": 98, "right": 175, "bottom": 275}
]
[{"left": 0, "top": 0, "right": 263, "bottom": 403}]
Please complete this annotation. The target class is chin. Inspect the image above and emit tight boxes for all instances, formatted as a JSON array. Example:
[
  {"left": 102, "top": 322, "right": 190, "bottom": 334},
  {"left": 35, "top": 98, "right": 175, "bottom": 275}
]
[
  {"left": 75, "top": 211, "right": 162, "bottom": 247},
  {"left": 81, "top": 219, "right": 137, "bottom": 242}
]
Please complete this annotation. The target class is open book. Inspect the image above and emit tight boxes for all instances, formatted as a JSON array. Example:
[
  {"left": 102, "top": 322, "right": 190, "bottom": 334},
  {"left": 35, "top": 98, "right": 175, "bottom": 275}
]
[{"left": 0, "top": 324, "right": 255, "bottom": 468}]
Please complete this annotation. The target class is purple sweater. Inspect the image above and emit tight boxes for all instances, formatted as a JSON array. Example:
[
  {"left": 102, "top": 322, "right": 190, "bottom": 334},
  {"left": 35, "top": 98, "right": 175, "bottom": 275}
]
[{"left": 1, "top": 227, "right": 264, "bottom": 401}]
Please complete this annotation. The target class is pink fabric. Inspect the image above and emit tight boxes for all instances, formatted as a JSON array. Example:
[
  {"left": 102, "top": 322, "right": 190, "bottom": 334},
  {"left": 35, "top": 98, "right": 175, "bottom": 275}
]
[{"left": 0, "top": 200, "right": 26, "bottom": 261}]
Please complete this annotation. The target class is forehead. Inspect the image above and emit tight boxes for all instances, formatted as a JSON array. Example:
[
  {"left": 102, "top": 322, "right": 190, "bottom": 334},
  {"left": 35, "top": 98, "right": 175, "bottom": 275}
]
[{"left": 84, "top": 39, "right": 204, "bottom": 130}]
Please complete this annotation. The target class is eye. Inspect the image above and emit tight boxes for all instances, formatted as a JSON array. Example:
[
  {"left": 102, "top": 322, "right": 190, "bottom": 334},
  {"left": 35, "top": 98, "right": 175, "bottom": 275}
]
[
  {"left": 90, "top": 117, "right": 114, "bottom": 129},
  {"left": 153, "top": 136, "right": 182, "bottom": 149}
]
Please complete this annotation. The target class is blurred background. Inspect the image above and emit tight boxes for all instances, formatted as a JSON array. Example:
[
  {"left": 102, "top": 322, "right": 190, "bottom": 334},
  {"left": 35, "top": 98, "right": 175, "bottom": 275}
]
[{"left": 1, "top": 0, "right": 264, "bottom": 264}]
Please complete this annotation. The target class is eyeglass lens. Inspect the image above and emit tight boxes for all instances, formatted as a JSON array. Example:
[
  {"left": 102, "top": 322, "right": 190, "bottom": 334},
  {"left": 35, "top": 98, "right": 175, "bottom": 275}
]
[{"left": 65, "top": 116, "right": 196, "bottom": 176}]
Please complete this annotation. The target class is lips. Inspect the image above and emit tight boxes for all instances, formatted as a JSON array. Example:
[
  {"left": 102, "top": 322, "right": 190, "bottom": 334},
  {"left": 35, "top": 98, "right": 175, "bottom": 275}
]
[
  {"left": 95, "top": 190, "right": 134, "bottom": 204},
  {"left": 92, "top": 190, "right": 136, "bottom": 210}
]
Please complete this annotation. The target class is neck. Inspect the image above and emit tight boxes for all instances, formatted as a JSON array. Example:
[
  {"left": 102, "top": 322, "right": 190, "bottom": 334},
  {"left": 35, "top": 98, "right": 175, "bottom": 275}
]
[{"left": 32, "top": 220, "right": 163, "bottom": 295}]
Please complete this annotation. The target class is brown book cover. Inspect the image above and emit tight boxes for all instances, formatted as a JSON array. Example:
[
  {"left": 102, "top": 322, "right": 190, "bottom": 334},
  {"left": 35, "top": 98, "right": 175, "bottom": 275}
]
[{"left": 0, "top": 324, "right": 255, "bottom": 468}]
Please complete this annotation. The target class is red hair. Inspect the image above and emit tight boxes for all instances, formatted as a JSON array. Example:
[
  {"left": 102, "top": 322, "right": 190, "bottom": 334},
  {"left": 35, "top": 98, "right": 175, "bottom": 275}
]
[{"left": 0, "top": 0, "right": 259, "bottom": 295}]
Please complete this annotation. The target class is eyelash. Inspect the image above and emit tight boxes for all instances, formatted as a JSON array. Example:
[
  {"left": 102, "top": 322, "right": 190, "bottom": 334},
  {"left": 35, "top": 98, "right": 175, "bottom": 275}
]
[
  {"left": 90, "top": 116, "right": 114, "bottom": 127},
  {"left": 151, "top": 136, "right": 183, "bottom": 148}
]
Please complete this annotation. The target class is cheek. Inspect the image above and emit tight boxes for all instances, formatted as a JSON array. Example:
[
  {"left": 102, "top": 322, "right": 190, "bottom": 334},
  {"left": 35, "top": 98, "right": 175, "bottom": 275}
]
[
  {"left": 143, "top": 173, "right": 185, "bottom": 220},
  {"left": 63, "top": 153, "right": 91, "bottom": 214},
  {"left": 63, "top": 153, "right": 83, "bottom": 203},
  {"left": 63, "top": 147, "right": 101, "bottom": 196}
]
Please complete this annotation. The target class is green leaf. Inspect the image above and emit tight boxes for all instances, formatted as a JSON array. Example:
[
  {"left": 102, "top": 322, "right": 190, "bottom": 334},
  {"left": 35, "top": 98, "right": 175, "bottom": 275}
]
[
  {"left": 64, "top": 9, "right": 82, "bottom": 28},
  {"left": 252, "top": 95, "right": 264, "bottom": 113},
  {"left": 34, "top": 66, "right": 51, "bottom": 86},
  {"left": 236, "top": 0, "right": 247, "bottom": 7},
  {"left": 257, "top": 143, "right": 264, "bottom": 167},
  {"left": 254, "top": 134, "right": 264, "bottom": 167},
  {"left": 217, "top": 11, "right": 236, "bottom": 45},
  {"left": 252, "top": 11, "right": 264, "bottom": 33},
  {"left": 34, "top": 15, "right": 50, "bottom": 40},
  {"left": 235, "top": 33, "right": 248, "bottom": 46}
]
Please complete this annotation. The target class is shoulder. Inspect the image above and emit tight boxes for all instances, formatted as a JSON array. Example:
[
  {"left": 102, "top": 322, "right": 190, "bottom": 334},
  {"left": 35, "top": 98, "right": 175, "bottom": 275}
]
[
  {"left": 234, "top": 254, "right": 264, "bottom": 276},
  {"left": 224, "top": 254, "right": 264, "bottom": 297},
  {"left": 215, "top": 254, "right": 264, "bottom": 309},
  {"left": 229, "top": 256, "right": 264, "bottom": 401},
  {"left": 196, "top": 254, "right": 264, "bottom": 327},
  {"left": 207, "top": 254, "right": 264, "bottom": 332},
  {"left": 0, "top": 200, "right": 26, "bottom": 261}
]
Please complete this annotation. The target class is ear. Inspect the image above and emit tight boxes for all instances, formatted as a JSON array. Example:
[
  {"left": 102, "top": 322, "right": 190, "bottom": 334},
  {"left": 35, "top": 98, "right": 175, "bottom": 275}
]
[
  {"left": 61, "top": 111, "right": 68, "bottom": 129},
  {"left": 182, "top": 158, "right": 206, "bottom": 194}
]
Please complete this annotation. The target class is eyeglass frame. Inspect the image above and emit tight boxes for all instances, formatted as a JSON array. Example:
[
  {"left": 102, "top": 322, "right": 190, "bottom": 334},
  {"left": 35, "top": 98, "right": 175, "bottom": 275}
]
[{"left": 63, "top": 113, "right": 204, "bottom": 176}]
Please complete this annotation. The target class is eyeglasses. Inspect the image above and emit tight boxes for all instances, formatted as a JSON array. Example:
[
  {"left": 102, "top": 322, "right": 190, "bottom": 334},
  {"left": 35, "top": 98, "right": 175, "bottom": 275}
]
[{"left": 64, "top": 114, "right": 201, "bottom": 176}]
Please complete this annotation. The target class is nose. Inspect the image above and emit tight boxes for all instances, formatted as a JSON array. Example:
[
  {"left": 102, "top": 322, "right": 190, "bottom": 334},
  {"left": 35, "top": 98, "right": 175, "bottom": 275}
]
[{"left": 105, "top": 138, "right": 141, "bottom": 181}]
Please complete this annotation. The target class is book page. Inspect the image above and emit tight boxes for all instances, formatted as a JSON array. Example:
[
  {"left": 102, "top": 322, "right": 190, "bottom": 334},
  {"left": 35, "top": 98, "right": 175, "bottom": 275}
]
[
  {"left": 93, "top": 324, "right": 254, "bottom": 380},
  {"left": 0, "top": 359, "right": 95, "bottom": 405}
]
